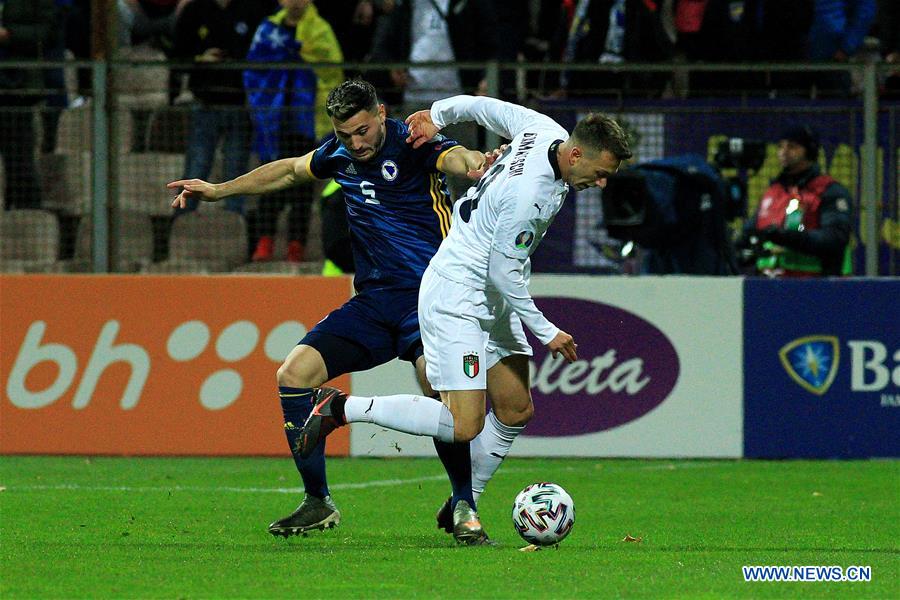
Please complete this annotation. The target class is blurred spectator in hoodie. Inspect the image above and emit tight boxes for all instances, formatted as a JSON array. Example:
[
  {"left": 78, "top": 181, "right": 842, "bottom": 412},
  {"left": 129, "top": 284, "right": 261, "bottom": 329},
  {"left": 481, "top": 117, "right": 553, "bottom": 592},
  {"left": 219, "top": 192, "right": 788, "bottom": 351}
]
[
  {"left": 244, "top": 0, "right": 344, "bottom": 263},
  {"left": 807, "top": 0, "right": 876, "bottom": 96}
]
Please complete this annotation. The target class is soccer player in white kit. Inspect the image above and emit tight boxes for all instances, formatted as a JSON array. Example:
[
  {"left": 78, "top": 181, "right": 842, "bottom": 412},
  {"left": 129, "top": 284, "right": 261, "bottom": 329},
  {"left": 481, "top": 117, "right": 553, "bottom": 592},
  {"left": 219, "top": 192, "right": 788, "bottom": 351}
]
[{"left": 298, "top": 95, "right": 632, "bottom": 544}]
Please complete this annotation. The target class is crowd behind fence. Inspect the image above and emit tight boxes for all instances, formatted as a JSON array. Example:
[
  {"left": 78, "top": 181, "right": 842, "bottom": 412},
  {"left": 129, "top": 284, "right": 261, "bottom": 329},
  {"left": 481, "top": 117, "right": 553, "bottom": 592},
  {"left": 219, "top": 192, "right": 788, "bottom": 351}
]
[{"left": 0, "top": 60, "right": 897, "bottom": 276}]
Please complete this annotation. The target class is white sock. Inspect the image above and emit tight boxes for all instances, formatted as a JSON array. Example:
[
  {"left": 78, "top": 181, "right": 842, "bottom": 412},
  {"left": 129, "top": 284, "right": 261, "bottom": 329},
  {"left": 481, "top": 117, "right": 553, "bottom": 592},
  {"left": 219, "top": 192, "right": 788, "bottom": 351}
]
[
  {"left": 344, "top": 394, "right": 455, "bottom": 443},
  {"left": 470, "top": 411, "right": 524, "bottom": 503}
]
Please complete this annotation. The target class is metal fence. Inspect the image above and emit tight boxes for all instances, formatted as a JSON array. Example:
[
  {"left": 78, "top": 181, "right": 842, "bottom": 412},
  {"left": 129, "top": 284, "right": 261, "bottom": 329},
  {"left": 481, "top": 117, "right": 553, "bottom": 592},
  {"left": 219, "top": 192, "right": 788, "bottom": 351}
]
[{"left": 0, "top": 59, "right": 897, "bottom": 275}]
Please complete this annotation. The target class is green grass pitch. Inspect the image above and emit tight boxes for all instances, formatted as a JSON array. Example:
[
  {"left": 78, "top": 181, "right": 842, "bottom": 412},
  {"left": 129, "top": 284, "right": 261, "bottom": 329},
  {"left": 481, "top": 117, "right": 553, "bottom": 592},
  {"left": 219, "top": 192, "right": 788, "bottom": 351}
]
[{"left": 1, "top": 456, "right": 897, "bottom": 598}]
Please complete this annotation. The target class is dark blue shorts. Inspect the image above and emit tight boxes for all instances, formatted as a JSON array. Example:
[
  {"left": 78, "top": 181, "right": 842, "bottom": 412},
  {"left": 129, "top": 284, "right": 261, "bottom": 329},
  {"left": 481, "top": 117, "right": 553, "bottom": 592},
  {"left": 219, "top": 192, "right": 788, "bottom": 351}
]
[{"left": 299, "top": 287, "right": 422, "bottom": 379}]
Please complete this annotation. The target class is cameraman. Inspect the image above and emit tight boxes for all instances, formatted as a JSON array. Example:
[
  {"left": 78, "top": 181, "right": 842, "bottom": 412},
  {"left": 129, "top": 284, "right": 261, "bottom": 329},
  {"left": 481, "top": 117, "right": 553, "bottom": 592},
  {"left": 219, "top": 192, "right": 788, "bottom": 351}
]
[{"left": 739, "top": 126, "right": 852, "bottom": 277}]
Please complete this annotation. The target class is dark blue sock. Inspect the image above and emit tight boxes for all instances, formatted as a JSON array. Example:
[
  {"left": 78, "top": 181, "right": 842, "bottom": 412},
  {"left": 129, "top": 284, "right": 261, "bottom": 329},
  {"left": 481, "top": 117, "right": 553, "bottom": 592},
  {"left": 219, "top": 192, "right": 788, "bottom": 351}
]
[
  {"left": 280, "top": 386, "right": 329, "bottom": 498},
  {"left": 432, "top": 439, "right": 476, "bottom": 510}
]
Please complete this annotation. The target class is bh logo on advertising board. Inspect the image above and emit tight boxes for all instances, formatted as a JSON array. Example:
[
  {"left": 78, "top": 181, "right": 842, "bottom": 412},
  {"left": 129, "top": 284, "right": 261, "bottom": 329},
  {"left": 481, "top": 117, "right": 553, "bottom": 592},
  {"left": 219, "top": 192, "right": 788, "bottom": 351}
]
[
  {"left": 0, "top": 275, "right": 352, "bottom": 455},
  {"left": 526, "top": 298, "right": 680, "bottom": 437}
]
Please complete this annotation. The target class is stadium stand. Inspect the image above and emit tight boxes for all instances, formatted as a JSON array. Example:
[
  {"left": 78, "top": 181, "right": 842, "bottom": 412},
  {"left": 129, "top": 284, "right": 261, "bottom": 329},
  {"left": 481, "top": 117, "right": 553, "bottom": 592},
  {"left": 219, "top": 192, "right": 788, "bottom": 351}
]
[
  {"left": 144, "top": 209, "right": 247, "bottom": 273},
  {"left": 0, "top": 209, "right": 60, "bottom": 272},
  {"left": 48, "top": 210, "right": 154, "bottom": 273}
]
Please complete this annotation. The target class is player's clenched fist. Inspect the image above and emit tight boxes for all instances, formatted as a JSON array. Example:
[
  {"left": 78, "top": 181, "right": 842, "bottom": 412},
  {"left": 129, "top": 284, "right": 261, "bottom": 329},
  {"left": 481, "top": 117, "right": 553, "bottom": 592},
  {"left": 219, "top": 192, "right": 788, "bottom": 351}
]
[
  {"left": 547, "top": 330, "right": 578, "bottom": 363},
  {"left": 167, "top": 179, "right": 219, "bottom": 209}
]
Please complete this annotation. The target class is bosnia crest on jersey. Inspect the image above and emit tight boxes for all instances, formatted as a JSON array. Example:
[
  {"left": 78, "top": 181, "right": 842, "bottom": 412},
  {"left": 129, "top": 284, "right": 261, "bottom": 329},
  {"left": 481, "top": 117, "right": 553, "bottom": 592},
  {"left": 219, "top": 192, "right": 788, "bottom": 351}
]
[
  {"left": 778, "top": 335, "right": 840, "bottom": 395},
  {"left": 381, "top": 160, "right": 398, "bottom": 181},
  {"left": 463, "top": 352, "right": 480, "bottom": 378}
]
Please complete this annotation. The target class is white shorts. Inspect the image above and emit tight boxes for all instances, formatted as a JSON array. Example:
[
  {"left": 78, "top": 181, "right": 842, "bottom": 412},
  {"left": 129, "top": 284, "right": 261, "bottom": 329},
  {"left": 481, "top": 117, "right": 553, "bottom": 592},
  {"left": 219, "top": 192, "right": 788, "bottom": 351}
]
[{"left": 418, "top": 267, "right": 532, "bottom": 391}]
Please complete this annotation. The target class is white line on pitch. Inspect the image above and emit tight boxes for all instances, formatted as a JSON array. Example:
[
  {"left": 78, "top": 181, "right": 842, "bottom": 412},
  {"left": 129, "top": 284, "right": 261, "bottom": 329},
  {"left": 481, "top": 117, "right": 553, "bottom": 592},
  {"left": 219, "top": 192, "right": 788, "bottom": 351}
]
[
  {"left": 1, "top": 462, "right": 720, "bottom": 494},
  {"left": 4, "top": 474, "right": 453, "bottom": 495}
]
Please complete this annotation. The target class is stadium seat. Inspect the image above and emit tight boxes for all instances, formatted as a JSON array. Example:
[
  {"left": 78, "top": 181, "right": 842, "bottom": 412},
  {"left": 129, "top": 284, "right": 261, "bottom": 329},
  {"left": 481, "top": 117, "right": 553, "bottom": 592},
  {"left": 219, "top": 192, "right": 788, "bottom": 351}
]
[
  {"left": 144, "top": 107, "right": 190, "bottom": 153},
  {"left": 38, "top": 153, "right": 90, "bottom": 215},
  {"left": 55, "top": 106, "right": 91, "bottom": 156},
  {"left": 118, "top": 153, "right": 185, "bottom": 216},
  {"left": 114, "top": 46, "right": 169, "bottom": 110},
  {"left": 56, "top": 106, "right": 134, "bottom": 156},
  {"left": 50, "top": 210, "right": 154, "bottom": 273},
  {"left": 0, "top": 209, "right": 60, "bottom": 272},
  {"left": 145, "top": 209, "right": 247, "bottom": 273}
]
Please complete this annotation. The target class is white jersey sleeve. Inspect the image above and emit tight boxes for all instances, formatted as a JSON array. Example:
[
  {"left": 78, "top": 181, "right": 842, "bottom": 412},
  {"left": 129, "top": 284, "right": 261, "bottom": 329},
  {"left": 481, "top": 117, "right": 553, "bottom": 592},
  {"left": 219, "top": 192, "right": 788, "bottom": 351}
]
[
  {"left": 488, "top": 248, "right": 559, "bottom": 345},
  {"left": 431, "top": 95, "right": 561, "bottom": 141},
  {"left": 485, "top": 185, "right": 560, "bottom": 343}
]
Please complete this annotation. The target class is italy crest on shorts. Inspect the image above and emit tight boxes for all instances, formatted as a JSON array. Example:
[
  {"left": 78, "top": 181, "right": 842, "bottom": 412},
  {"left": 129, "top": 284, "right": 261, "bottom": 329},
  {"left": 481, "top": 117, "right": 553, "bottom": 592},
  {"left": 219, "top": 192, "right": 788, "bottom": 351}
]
[{"left": 462, "top": 352, "right": 480, "bottom": 378}]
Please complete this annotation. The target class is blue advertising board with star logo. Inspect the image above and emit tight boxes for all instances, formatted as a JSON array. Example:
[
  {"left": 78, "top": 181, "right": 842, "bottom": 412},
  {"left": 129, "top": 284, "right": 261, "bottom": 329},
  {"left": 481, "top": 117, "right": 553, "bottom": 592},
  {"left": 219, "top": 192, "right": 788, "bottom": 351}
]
[{"left": 743, "top": 279, "right": 900, "bottom": 458}]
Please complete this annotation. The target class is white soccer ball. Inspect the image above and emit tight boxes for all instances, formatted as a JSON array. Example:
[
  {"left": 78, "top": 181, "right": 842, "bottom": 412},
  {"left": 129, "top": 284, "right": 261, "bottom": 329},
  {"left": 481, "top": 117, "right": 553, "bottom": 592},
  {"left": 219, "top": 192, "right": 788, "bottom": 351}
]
[{"left": 512, "top": 482, "right": 576, "bottom": 546}]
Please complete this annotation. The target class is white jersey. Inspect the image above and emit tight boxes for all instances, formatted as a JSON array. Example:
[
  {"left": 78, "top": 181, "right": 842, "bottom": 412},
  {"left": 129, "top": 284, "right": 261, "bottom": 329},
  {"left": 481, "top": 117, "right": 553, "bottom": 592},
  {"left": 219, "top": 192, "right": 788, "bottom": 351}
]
[{"left": 428, "top": 96, "right": 570, "bottom": 344}]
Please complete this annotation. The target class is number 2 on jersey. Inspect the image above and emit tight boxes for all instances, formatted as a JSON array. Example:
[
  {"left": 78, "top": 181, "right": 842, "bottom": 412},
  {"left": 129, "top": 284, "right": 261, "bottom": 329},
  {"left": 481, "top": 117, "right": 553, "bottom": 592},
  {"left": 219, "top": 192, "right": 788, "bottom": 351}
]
[{"left": 459, "top": 146, "right": 512, "bottom": 223}]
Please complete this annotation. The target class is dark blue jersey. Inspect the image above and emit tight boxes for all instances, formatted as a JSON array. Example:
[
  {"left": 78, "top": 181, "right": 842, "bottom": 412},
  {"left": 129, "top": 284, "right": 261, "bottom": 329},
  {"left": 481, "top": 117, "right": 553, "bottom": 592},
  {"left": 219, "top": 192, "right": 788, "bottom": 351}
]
[{"left": 308, "top": 118, "right": 459, "bottom": 291}]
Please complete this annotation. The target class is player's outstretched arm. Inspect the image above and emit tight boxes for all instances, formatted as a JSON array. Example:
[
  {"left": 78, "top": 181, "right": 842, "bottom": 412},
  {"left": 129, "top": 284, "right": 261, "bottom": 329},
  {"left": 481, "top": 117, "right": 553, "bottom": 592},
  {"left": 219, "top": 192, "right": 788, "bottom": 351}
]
[
  {"left": 438, "top": 146, "right": 507, "bottom": 180},
  {"left": 168, "top": 152, "right": 318, "bottom": 209},
  {"left": 430, "top": 95, "right": 555, "bottom": 142}
]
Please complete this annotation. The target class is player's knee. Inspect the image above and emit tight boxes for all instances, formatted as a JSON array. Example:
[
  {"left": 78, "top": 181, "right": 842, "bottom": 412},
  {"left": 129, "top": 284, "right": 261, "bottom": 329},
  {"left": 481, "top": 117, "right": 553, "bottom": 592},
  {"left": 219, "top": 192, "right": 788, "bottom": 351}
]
[
  {"left": 276, "top": 358, "right": 319, "bottom": 388},
  {"left": 507, "top": 402, "right": 534, "bottom": 427},
  {"left": 454, "top": 415, "right": 485, "bottom": 443},
  {"left": 494, "top": 398, "right": 534, "bottom": 428}
]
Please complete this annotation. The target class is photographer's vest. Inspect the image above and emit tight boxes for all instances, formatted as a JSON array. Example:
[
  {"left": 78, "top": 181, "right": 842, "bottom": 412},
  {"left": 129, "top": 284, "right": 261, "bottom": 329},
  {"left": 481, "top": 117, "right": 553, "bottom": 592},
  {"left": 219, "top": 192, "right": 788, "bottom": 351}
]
[{"left": 754, "top": 174, "right": 850, "bottom": 277}]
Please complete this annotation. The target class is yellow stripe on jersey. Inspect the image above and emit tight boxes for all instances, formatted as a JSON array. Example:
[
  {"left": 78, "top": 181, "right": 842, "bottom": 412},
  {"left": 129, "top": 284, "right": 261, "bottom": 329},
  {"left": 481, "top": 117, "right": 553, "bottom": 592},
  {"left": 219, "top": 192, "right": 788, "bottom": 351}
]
[
  {"left": 435, "top": 145, "right": 463, "bottom": 172},
  {"left": 430, "top": 173, "right": 452, "bottom": 237},
  {"left": 303, "top": 153, "right": 319, "bottom": 180}
]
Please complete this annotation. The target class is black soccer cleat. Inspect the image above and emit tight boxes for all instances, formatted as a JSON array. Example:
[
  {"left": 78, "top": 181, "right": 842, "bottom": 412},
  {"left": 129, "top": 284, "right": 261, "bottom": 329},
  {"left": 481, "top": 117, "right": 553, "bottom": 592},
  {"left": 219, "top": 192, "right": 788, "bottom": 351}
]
[
  {"left": 436, "top": 496, "right": 453, "bottom": 534},
  {"left": 297, "top": 387, "right": 347, "bottom": 459},
  {"left": 268, "top": 495, "right": 341, "bottom": 538}
]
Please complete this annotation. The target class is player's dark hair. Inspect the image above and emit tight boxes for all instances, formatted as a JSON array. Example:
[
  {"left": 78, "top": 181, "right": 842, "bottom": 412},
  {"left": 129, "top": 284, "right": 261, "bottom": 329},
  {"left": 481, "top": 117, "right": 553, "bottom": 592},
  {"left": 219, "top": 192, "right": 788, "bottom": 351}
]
[
  {"left": 326, "top": 79, "right": 379, "bottom": 121},
  {"left": 572, "top": 113, "right": 633, "bottom": 161}
]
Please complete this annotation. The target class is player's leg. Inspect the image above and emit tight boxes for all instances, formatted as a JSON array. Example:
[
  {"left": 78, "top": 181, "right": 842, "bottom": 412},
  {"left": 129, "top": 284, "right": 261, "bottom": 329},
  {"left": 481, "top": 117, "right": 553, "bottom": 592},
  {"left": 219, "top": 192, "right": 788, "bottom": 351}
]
[
  {"left": 473, "top": 354, "right": 532, "bottom": 501},
  {"left": 268, "top": 342, "right": 340, "bottom": 537},
  {"left": 311, "top": 274, "right": 492, "bottom": 543},
  {"left": 302, "top": 274, "right": 490, "bottom": 451},
  {"left": 268, "top": 298, "right": 379, "bottom": 537},
  {"left": 470, "top": 304, "right": 535, "bottom": 503}
]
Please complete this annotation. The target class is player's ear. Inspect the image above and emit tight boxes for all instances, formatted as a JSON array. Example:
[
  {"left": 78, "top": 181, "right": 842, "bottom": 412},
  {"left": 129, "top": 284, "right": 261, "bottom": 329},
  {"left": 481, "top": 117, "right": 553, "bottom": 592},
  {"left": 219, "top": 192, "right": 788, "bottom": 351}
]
[
  {"left": 570, "top": 146, "right": 582, "bottom": 165},
  {"left": 377, "top": 104, "right": 386, "bottom": 121}
]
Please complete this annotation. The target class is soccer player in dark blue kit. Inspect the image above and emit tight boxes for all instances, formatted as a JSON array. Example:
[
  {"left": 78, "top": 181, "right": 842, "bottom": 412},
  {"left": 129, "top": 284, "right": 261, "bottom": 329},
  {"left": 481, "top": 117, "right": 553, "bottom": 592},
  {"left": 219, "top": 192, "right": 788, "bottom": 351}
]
[{"left": 168, "top": 79, "right": 495, "bottom": 539}]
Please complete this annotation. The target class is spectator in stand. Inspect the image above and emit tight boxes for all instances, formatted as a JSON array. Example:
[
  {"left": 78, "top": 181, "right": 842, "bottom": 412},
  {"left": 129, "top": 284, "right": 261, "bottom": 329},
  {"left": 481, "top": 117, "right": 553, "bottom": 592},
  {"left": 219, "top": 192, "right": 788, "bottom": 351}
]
[
  {"left": 118, "top": 0, "right": 188, "bottom": 49},
  {"left": 244, "top": 0, "right": 344, "bottom": 263},
  {"left": 876, "top": 0, "right": 899, "bottom": 97},
  {"left": 0, "top": 0, "right": 63, "bottom": 210},
  {"left": 368, "top": 0, "right": 499, "bottom": 118},
  {"left": 171, "top": 0, "right": 274, "bottom": 217},
  {"left": 64, "top": 0, "right": 92, "bottom": 103},
  {"left": 316, "top": 0, "right": 388, "bottom": 66},
  {"left": 807, "top": 0, "right": 876, "bottom": 95},
  {"left": 367, "top": 0, "right": 500, "bottom": 196},
  {"left": 42, "top": 0, "right": 71, "bottom": 154},
  {"left": 677, "top": 0, "right": 815, "bottom": 96},
  {"left": 559, "top": 0, "right": 675, "bottom": 97},
  {"left": 516, "top": 1, "right": 571, "bottom": 96}
]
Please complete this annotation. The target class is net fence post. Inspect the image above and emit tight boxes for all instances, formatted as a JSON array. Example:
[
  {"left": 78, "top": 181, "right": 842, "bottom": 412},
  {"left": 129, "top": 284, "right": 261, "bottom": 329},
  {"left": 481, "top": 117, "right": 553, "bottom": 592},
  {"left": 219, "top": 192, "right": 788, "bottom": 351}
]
[{"left": 91, "top": 60, "right": 110, "bottom": 273}]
